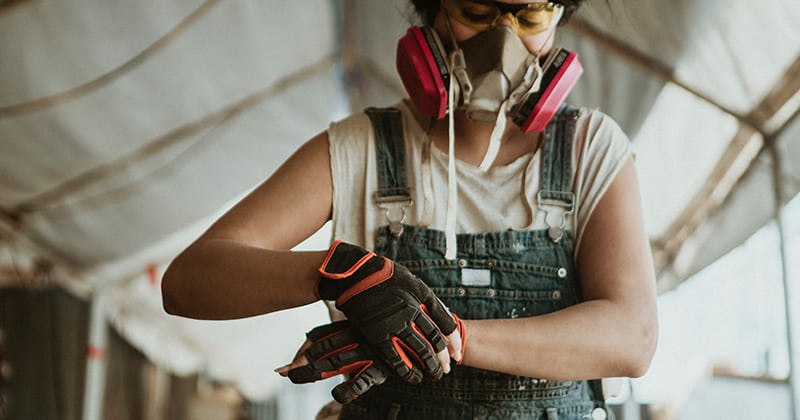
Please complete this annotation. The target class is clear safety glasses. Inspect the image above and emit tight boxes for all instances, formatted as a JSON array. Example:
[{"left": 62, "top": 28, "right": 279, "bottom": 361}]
[{"left": 444, "top": 0, "right": 564, "bottom": 36}]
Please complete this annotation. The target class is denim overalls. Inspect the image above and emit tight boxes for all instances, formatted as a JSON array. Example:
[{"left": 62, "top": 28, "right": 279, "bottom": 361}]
[{"left": 339, "top": 106, "right": 609, "bottom": 420}]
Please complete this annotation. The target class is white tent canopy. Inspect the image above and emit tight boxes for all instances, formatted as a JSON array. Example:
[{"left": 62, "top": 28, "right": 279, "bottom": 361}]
[{"left": 1, "top": 0, "right": 799, "bottom": 404}]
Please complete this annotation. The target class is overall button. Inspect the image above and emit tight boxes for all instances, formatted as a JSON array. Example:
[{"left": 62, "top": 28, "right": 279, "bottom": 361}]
[
  {"left": 591, "top": 407, "right": 608, "bottom": 420},
  {"left": 552, "top": 290, "right": 562, "bottom": 300},
  {"left": 557, "top": 267, "right": 568, "bottom": 278},
  {"left": 458, "top": 259, "right": 468, "bottom": 268},
  {"left": 486, "top": 260, "right": 494, "bottom": 269},
  {"left": 486, "top": 289, "right": 496, "bottom": 297},
  {"left": 457, "top": 288, "right": 466, "bottom": 297}
]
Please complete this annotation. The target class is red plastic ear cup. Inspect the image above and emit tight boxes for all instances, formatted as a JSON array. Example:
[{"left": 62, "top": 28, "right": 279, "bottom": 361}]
[
  {"left": 512, "top": 49, "right": 583, "bottom": 132},
  {"left": 396, "top": 26, "right": 450, "bottom": 119},
  {"left": 397, "top": 28, "right": 582, "bottom": 130}
]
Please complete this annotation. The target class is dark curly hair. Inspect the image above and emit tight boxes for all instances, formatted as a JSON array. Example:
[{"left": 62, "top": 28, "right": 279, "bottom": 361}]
[{"left": 409, "top": 0, "right": 587, "bottom": 26}]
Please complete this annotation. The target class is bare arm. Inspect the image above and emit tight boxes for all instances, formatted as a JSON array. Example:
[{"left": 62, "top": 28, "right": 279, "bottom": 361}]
[
  {"left": 462, "top": 157, "right": 659, "bottom": 379},
  {"left": 161, "top": 132, "right": 334, "bottom": 319}
]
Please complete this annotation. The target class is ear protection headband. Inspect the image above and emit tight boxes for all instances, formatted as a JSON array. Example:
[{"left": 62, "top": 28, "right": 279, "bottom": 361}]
[{"left": 396, "top": 26, "right": 583, "bottom": 132}]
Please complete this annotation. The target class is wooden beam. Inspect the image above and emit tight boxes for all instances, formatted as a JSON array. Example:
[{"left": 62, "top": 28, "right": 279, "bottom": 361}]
[
  {"left": 565, "top": 17, "right": 764, "bottom": 136},
  {"left": 651, "top": 124, "right": 762, "bottom": 279},
  {"left": 10, "top": 57, "right": 334, "bottom": 216},
  {"left": 652, "top": 55, "right": 800, "bottom": 285},
  {"left": 0, "top": 0, "right": 224, "bottom": 118},
  {"left": 750, "top": 55, "right": 800, "bottom": 136},
  {"left": 567, "top": 17, "right": 800, "bottom": 287}
]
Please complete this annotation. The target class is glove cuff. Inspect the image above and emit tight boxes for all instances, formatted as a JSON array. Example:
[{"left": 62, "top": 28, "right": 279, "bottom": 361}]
[
  {"left": 452, "top": 313, "right": 468, "bottom": 365},
  {"left": 315, "top": 240, "right": 392, "bottom": 304}
]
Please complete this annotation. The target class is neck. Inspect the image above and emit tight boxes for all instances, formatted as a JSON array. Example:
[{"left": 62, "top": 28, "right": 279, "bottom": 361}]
[{"left": 428, "top": 110, "right": 541, "bottom": 168}]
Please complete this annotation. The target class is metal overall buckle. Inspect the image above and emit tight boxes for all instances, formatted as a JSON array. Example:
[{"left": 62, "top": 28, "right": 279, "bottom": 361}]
[
  {"left": 375, "top": 195, "right": 412, "bottom": 238},
  {"left": 537, "top": 190, "right": 575, "bottom": 242}
]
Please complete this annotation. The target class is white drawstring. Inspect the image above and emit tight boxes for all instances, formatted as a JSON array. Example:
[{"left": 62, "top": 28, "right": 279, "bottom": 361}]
[
  {"left": 477, "top": 99, "right": 508, "bottom": 172},
  {"left": 443, "top": 49, "right": 543, "bottom": 258},
  {"left": 420, "top": 136, "right": 434, "bottom": 227},
  {"left": 440, "top": 4, "right": 561, "bottom": 259},
  {"left": 445, "top": 59, "right": 460, "bottom": 260}
]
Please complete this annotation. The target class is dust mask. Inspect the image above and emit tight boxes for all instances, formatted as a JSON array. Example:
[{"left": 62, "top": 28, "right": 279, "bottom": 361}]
[{"left": 455, "top": 25, "right": 539, "bottom": 123}]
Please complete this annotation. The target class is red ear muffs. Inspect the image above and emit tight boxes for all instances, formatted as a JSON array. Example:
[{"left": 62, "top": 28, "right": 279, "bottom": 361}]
[
  {"left": 396, "top": 28, "right": 583, "bottom": 131},
  {"left": 396, "top": 26, "right": 450, "bottom": 119},
  {"left": 511, "top": 48, "right": 583, "bottom": 132}
]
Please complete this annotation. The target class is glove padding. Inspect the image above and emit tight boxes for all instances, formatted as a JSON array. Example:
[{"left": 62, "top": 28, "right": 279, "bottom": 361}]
[
  {"left": 287, "top": 321, "right": 390, "bottom": 404},
  {"left": 316, "top": 240, "right": 457, "bottom": 383}
]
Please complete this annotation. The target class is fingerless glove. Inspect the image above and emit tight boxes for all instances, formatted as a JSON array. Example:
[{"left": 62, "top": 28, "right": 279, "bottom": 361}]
[
  {"left": 316, "top": 240, "right": 458, "bottom": 383},
  {"left": 288, "top": 320, "right": 390, "bottom": 404}
]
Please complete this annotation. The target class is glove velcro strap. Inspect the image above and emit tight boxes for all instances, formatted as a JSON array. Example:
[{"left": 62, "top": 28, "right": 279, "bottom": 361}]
[
  {"left": 316, "top": 241, "right": 394, "bottom": 305},
  {"left": 335, "top": 260, "right": 393, "bottom": 306},
  {"left": 319, "top": 240, "right": 376, "bottom": 280}
]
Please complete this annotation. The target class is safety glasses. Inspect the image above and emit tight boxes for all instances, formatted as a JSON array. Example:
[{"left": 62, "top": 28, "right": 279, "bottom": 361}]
[{"left": 444, "top": 0, "right": 563, "bottom": 36}]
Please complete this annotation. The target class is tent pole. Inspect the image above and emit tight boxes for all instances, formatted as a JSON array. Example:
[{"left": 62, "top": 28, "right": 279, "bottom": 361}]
[
  {"left": 82, "top": 294, "right": 108, "bottom": 420},
  {"left": 770, "top": 143, "right": 798, "bottom": 420}
]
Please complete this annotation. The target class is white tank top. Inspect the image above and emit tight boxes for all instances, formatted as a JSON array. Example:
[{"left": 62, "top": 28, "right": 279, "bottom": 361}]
[{"left": 327, "top": 100, "right": 632, "bottom": 257}]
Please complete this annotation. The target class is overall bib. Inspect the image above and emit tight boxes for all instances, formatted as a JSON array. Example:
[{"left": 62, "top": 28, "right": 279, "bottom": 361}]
[{"left": 339, "top": 106, "right": 609, "bottom": 420}]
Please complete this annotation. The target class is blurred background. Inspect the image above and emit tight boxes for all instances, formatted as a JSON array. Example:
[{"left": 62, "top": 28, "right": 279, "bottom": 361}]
[{"left": 1, "top": 0, "right": 799, "bottom": 419}]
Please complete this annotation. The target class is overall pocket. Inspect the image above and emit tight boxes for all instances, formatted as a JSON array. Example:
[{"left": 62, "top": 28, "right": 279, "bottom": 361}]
[{"left": 400, "top": 256, "right": 578, "bottom": 319}]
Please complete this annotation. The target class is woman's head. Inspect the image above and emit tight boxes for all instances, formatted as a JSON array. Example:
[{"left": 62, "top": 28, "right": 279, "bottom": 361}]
[
  {"left": 423, "top": 0, "right": 576, "bottom": 54},
  {"left": 398, "top": 0, "right": 585, "bottom": 123},
  {"left": 410, "top": 0, "right": 586, "bottom": 27}
]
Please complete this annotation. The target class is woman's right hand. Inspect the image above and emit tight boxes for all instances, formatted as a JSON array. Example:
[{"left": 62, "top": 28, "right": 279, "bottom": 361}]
[
  {"left": 275, "top": 321, "right": 391, "bottom": 404},
  {"left": 274, "top": 338, "right": 312, "bottom": 378}
]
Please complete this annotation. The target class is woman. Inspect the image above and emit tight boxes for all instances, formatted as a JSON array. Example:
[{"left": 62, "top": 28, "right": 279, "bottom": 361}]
[{"left": 162, "top": 0, "right": 658, "bottom": 418}]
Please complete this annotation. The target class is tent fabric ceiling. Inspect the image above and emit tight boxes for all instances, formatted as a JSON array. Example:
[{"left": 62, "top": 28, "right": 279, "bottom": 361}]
[
  {"left": 1, "top": 0, "right": 799, "bottom": 400},
  {"left": 1, "top": 0, "right": 341, "bottom": 268}
]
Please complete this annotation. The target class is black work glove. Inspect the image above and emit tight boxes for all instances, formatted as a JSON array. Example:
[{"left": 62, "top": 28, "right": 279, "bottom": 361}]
[
  {"left": 315, "top": 240, "right": 458, "bottom": 383},
  {"left": 287, "top": 321, "right": 390, "bottom": 404}
]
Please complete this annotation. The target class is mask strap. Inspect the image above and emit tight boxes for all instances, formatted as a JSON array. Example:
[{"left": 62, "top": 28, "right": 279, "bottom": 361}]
[
  {"left": 443, "top": 3, "right": 473, "bottom": 104},
  {"left": 477, "top": 5, "right": 562, "bottom": 172},
  {"left": 478, "top": 59, "right": 543, "bottom": 172},
  {"left": 527, "top": 59, "right": 544, "bottom": 94}
]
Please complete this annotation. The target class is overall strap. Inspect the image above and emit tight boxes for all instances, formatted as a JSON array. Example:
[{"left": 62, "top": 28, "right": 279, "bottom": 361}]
[
  {"left": 365, "top": 107, "right": 412, "bottom": 238},
  {"left": 538, "top": 104, "right": 580, "bottom": 243},
  {"left": 540, "top": 105, "right": 611, "bottom": 416}
]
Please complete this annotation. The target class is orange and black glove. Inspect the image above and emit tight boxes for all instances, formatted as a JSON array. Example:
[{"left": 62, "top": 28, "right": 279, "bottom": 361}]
[
  {"left": 287, "top": 320, "right": 390, "bottom": 404},
  {"left": 316, "top": 240, "right": 458, "bottom": 383}
]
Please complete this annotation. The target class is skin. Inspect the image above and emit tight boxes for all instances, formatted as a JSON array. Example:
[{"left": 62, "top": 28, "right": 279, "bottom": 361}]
[{"left": 162, "top": 0, "right": 658, "bottom": 382}]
